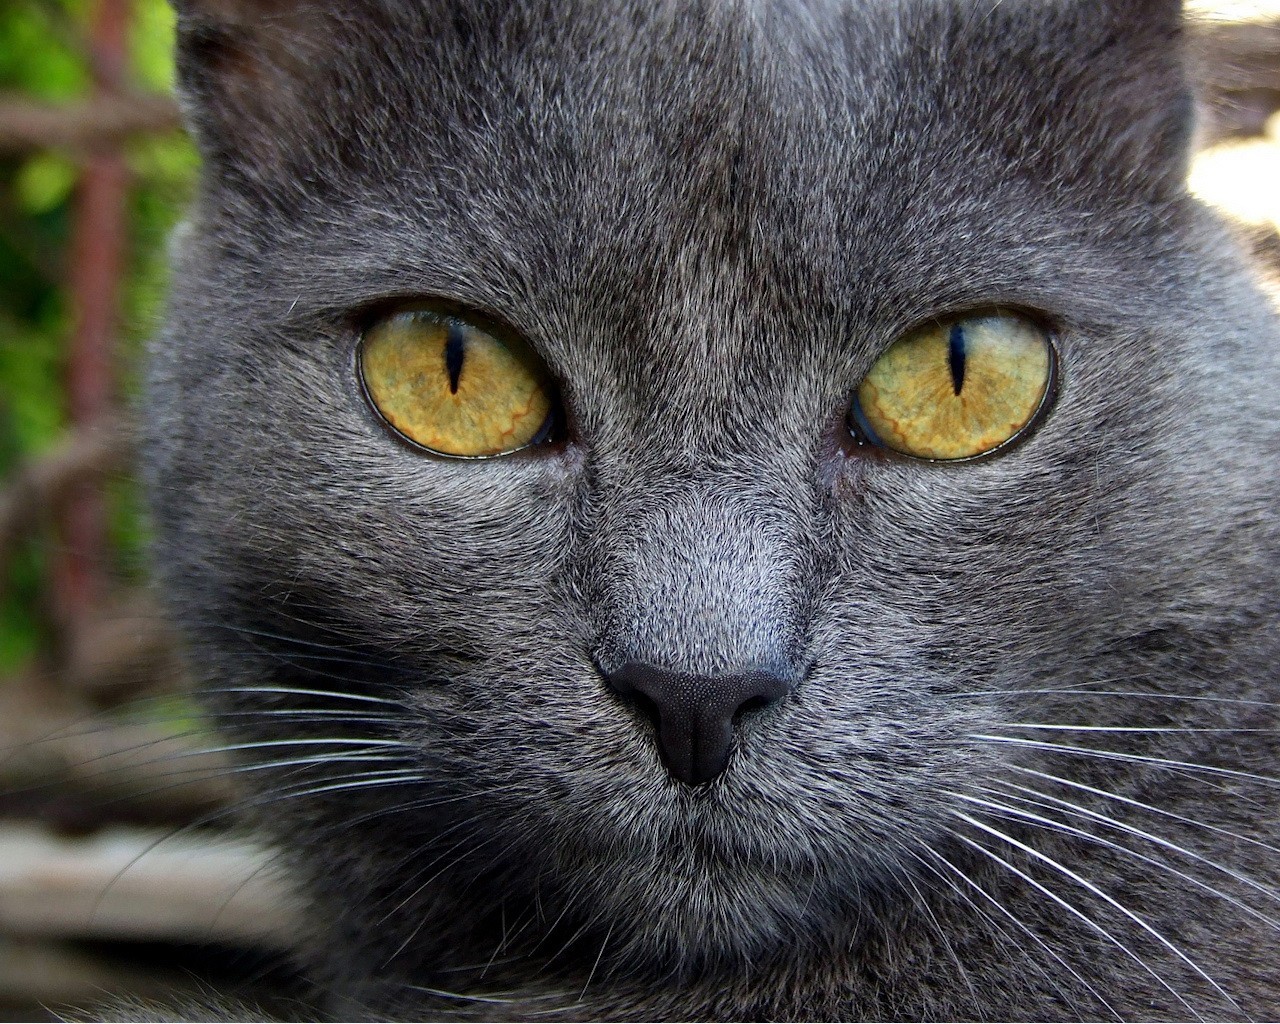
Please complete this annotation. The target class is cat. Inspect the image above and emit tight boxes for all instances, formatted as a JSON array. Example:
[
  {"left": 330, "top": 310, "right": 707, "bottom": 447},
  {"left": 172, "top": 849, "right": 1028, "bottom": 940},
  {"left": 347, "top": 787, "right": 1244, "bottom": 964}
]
[{"left": 138, "top": 0, "right": 1280, "bottom": 1019}]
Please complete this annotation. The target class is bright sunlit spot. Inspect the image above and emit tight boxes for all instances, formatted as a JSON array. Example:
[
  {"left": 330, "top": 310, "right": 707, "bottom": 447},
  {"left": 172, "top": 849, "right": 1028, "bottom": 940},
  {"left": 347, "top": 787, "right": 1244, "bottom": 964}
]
[
  {"left": 1190, "top": 113, "right": 1280, "bottom": 232},
  {"left": 1187, "top": 3, "right": 1280, "bottom": 232}
]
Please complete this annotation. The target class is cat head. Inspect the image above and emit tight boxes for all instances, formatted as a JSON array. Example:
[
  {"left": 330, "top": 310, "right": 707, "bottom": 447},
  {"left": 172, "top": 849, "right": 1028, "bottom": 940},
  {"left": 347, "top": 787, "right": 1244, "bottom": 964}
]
[{"left": 148, "top": 0, "right": 1279, "bottom": 987}]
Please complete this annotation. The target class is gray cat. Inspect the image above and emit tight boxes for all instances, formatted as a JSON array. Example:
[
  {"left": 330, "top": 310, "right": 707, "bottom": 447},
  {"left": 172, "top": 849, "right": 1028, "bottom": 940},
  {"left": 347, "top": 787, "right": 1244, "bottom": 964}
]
[{"left": 142, "top": 0, "right": 1280, "bottom": 1019}]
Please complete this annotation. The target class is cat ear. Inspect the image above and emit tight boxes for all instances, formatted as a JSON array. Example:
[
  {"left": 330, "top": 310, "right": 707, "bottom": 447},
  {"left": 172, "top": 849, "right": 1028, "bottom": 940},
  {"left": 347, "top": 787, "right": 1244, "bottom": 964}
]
[
  {"left": 170, "top": 0, "right": 366, "bottom": 184},
  {"left": 1062, "top": 0, "right": 1196, "bottom": 197}
]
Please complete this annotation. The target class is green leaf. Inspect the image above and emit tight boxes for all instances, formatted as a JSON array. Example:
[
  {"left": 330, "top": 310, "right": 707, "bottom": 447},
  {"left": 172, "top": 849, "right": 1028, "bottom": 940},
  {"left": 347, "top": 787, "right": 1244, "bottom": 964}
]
[
  {"left": 130, "top": 0, "right": 179, "bottom": 91},
  {"left": 14, "top": 152, "right": 78, "bottom": 214}
]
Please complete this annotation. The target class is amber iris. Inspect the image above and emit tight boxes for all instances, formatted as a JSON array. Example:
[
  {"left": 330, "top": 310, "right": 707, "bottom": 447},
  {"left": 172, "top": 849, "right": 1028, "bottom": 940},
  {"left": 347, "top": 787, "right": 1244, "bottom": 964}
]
[
  {"left": 852, "top": 312, "right": 1054, "bottom": 460},
  {"left": 360, "top": 309, "right": 553, "bottom": 457}
]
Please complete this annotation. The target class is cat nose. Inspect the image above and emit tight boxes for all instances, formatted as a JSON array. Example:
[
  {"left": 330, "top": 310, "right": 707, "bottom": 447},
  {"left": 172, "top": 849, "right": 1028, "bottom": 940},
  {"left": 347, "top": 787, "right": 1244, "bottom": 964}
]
[{"left": 603, "top": 662, "right": 794, "bottom": 786}]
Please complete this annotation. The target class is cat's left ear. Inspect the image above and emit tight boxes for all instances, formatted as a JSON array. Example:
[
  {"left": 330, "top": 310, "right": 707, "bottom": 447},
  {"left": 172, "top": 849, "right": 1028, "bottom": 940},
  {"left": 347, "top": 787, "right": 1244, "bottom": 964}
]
[{"left": 1058, "top": 0, "right": 1196, "bottom": 197}]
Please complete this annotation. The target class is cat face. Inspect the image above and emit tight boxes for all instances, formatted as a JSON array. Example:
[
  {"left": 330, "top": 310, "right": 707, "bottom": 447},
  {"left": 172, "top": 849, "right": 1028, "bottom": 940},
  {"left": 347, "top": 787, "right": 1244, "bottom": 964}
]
[{"left": 150, "top": 0, "right": 1279, "bottom": 1000}]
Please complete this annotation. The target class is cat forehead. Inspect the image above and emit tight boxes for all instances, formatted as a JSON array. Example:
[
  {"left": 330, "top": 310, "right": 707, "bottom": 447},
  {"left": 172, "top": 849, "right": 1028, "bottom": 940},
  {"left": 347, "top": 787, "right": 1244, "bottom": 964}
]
[
  {"left": 181, "top": 0, "right": 1187, "bottom": 376},
  {"left": 180, "top": 0, "right": 1179, "bottom": 176},
  {"left": 222, "top": 0, "right": 1163, "bottom": 67},
  {"left": 319, "top": 0, "right": 1165, "bottom": 129}
]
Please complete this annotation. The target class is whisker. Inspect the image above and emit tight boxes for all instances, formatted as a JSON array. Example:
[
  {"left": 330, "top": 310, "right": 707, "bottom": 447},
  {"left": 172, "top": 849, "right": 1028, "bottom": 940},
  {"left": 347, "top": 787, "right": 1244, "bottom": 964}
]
[
  {"left": 1, "top": 699, "right": 404, "bottom": 791},
  {"left": 264, "top": 770, "right": 425, "bottom": 802},
  {"left": 953, "top": 830, "right": 1204, "bottom": 1020},
  {"left": 374, "top": 820, "right": 485, "bottom": 925},
  {"left": 196, "top": 622, "right": 396, "bottom": 657},
  {"left": 400, "top": 984, "right": 516, "bottom": 1005},
  {"left": 579, "top": 918, "right": 615, "bottom": 1002},
  {"left": 193, "top": 655, "right": 405, "bottom": 688},
  {"left": 217, "top": 709, "right": 401, "bottom": 722},
  {"left": 960, "top": 787, "right": 1280, "bottom": 939},
  {"left": 191, "top": 737, "right": 414, "bottom": 755},
  {"left": 531, "top": 877, "right": 586, "bottom": 964},
  {"left": 399, "top": 981, "right": 572, "bottom": 1006},
  {"left": 69, "top": 735, "right": 418, "bottom": 783},
  {"left": 198, "top": 685, "right": 401, "bottom": 705},
  {"left": 81, "top": 751, "right": 420, "bottom": 824},
  {"left": 87, "top": 765, "right": 428, "bottom": 924},
  {"left": 0, "top": 695, "right": 397, "bottom": 762},
  {"left": 1007, "top": 765, "right": 1280, "bottom": 858},
  {"left": 0, "top": 722, "right": 206, "bottom": 774},
  {"left": 537, "top": 888, "right": 614, "bottom": 982},
  {"left": 912, "top": 846, "right": 1119, "bottom": 1019},
  {"left": 990, "top": 779, "right": 1280, "bottom": 899},
  {"left": 894, "top": 856, "right": 980, "bottom": 1006},
  {"left": 212, "top": 752, "right": 415, "bottom": 777},
  {"left": 954, "top": 688, "right": 1280, "bottom": 709},
  {"left": 995, "top": 723, "right": 1280, "bottom": 735},
  {"left": 954, "top": 810, "right": 1240, "bottom": 1016},
  {"left": 972, "top": 735, "right": 1280, "bottom": 790},
  {"left": 2, "top": 734, "right": 417, "bottom": 821},
  {"left": 383, "top": 830, "right": 506, "bottom": 964},
  {"left": 371, "top": 788, "right": 544, "bottom": 933},
  {"left": 121, "top": 752, "right": 412, "bottom": 791}
]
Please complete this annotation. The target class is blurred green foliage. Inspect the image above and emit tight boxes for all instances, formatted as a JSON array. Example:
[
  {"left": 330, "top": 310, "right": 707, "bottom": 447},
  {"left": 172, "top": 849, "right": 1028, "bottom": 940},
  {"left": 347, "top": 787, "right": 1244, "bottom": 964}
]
[{"left": 0, "top": 0, "right": 197, "bottom": 670}]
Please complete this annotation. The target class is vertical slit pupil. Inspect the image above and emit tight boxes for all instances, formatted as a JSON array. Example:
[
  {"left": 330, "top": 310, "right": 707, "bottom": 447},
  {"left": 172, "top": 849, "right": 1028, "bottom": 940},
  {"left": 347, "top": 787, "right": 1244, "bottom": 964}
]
[
  {"left": 948, "top": 322, "right": 966, "bottom": 396},
  {"left": 444, "top": 322, "right": 466, "bottom": 395}
]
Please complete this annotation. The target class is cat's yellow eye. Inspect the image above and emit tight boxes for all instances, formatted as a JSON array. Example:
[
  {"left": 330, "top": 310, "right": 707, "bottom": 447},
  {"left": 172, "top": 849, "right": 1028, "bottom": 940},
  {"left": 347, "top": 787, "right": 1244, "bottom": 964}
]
[
  {"left": 850, "top": 312, "right": 1055, "bottom": 461},
  {"left": 359, "top": 309, "right": 555, "bottom": 458}
]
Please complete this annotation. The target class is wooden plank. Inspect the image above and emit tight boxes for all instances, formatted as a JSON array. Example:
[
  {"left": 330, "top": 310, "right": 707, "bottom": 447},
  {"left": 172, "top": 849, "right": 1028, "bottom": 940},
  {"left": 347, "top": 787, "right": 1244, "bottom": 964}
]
[{"left": 0, "top": 824, "right": 297, "bottom": 947}]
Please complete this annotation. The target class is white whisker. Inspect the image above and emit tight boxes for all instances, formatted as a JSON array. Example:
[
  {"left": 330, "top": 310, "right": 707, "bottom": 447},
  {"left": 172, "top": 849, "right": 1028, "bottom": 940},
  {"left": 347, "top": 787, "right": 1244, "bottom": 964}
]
[
  {"left": 384, "top": 830, "right": 506, "bottom": 964},
  {"left": 972, "top": 735, "right": 1280, "bottom": 790},
  {"left": 953, "top": 830, "right": 1204, "bottom": 1020},
  {"left": 401, "top": 984, "right": 516, "bottom": 1005},
  {"left": 193, "top": 737, "right": 414, "bottom": 755},
  {"left": 912, "top": 846, "right": 1120, "bottom": 1019},
  {"left": 204, "top": 685, "right": 399, "bottom": 705},
  {"left": 962, "top": 787, "right": 1280, "bottom": 939},
  {"left": 995, "top": 723, "right": 1280, "bottom": 735},
  {"left": 895, "top": 859, "right": 980, "bottom": 1006},
  {"left": 1008, "top": 765, "right": 1280, "bottom": 857},
  {"left": 579, "top": 917, "right": 615, "bottom": 1002},
  {"left": 991, "top": 778, "right": 1280, "bottom": 899},
  {"left": 954, "top": 810, "right": 1240, "bottom": 1016},
  {"left": 954, "top": 688, "right": 1280, "bottom": 709},
  {"left": 265, "top": 770, "right": 425, "bottom": 801}
]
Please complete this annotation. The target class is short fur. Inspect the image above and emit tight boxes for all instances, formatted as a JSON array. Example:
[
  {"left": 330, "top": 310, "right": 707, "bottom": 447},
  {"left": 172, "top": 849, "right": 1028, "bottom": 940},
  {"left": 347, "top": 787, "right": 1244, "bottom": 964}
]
[{"left": 145, "top": 0, "right": 1280, "bottom": 1018}]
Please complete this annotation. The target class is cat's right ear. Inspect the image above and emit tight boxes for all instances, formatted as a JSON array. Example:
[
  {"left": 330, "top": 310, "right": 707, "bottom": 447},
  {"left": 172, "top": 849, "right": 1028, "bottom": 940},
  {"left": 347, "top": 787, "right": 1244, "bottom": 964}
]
[{"left": 169, "top": 0, "right": 370, "bottom": 185}]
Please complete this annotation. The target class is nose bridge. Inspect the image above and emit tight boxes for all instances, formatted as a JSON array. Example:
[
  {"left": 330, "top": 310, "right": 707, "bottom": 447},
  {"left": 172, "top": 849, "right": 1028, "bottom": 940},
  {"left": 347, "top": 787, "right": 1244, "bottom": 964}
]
[{"left": 594, "top": 477, "right": 810, "bottom": 679}]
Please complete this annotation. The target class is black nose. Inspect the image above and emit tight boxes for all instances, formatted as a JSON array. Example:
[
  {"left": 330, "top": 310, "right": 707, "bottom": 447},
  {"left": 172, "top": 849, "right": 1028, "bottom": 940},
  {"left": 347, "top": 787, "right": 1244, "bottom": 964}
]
[{"left": 604, "top": 662, "right": 793, "bottom": 785}]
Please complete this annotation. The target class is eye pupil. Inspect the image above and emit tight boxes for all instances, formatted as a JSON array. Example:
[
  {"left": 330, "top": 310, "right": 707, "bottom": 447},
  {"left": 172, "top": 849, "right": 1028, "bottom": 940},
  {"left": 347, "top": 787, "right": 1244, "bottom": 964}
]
[
  {"left": 444, "top": 321, "right": 466, "bottom": 395},
  {"left": 947, "top": 322, "right": 966, "bottom": 396}
]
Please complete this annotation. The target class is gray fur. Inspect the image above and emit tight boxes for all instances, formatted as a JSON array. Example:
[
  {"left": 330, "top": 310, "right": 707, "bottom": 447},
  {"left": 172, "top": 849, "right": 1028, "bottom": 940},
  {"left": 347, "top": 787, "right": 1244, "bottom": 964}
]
[{"left": 144, "top": 0, "right": 1280, "bottom": 1018}]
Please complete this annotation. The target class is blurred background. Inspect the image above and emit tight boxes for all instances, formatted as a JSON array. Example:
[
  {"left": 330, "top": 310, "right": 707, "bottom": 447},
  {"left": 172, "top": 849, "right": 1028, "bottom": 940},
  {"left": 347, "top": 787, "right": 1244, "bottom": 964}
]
[
  {"left": 2, "top": 3, "right": 311, "bottom": 1018},
  {"left": 0, "top": 0, "right": 1277, "bottom": 1019}
]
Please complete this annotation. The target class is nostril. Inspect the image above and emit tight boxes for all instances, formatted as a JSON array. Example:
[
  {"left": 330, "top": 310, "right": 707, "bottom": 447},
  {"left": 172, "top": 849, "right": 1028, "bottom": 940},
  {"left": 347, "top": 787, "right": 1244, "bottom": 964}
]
[
  {"left": 601, "top": 661, "right": 796, "bottom": 786},
  {"left": 735, "top": 693, "right": 772, "bottom": 718},
  {"left": 740, "top": 670, "right": 794, "bottom": 710},
  {"left": 622, "top": 685, "right": 661, "bottom": 730}
]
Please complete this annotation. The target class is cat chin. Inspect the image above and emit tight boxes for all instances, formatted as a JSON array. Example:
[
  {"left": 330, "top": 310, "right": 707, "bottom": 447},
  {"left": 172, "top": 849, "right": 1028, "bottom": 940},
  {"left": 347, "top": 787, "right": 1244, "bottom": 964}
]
[
  {"left": 552, "top": 847, "right": 872, "bottom": 971},
  {"left": 418, "top": 784, "right": 930, "bottom": 974},
  {"left": 398, "top": 829, "right": 872, "bottom": 977}
]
